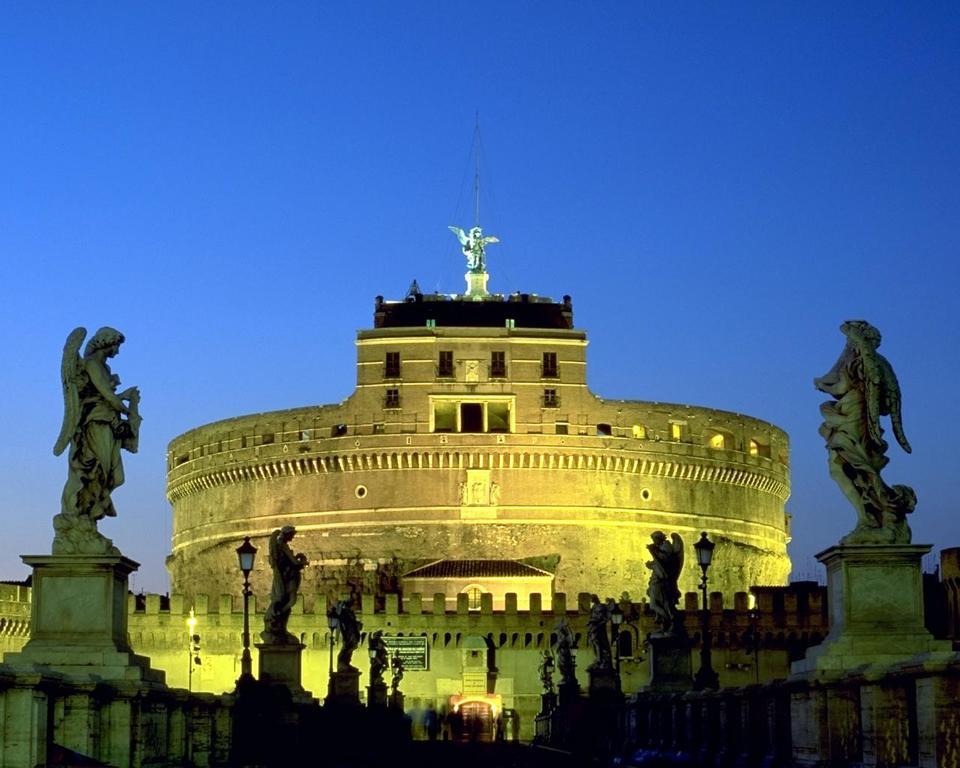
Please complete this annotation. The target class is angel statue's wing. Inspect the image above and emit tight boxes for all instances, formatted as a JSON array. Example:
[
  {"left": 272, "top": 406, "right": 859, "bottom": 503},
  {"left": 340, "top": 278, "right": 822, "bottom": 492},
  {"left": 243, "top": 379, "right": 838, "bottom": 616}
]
[
  {"left": 53, "top": 327, "right": 87, "bottom": 456},
  {"left": 671, "top": 532, "right": 685, "bottom": 576},
  {"left": 448, "top": 226, "right": 468, "bottom": 246},
  {"left": 879, "top": 355, "right": 911, "bottom": 453},
  {"left": 862, "top": 351, "right": 885, "bottom": 448}
]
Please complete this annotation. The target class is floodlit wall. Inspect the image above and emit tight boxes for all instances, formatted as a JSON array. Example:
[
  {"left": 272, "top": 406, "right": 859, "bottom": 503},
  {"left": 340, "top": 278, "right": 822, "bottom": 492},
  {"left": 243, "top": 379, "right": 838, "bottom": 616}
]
[
  {"left": 167, "top": 323, "right": 791, "bottom": 605},
  {"left": 116, "top": 587, "right": 824, "bottom": 742}
]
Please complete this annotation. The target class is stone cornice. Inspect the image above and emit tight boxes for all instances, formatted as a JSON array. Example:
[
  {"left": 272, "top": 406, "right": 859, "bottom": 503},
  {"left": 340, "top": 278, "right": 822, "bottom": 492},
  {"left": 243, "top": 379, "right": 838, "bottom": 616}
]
[{"left": 167, "top": 445, "right": 789, "bottom": 503}]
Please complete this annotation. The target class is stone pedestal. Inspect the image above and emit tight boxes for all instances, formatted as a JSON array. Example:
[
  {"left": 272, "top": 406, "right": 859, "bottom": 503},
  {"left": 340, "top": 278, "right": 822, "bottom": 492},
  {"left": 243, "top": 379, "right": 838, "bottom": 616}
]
[
  {"left": 588, "top": 665, "right": 620, "bottom": 697},
  {"left": 389, "top": 689, "right": 405, "bottom": 712},
  {"left": 367, "top": 681, "right": 388, "bottom": 708},
  {"left": 647, "top": 634, "right": 693, "bottom": 692},
  {"left": 539, "top": 691, "right": 557, "bottom": 716},
  {"left": 464, "top": 271, "right": 489, "bottom": 298},
  {"left": 557, "top": 680, "right": 580, "bottom": 707},
  {"left": 256, "top": 642, "right": 309, "bottom": 698},
  {"left": 3, "top": 555, "right": 163, "bottom": 684},
  {"left": 327, "top": 668, "right": 360, "bottom": 705},
  {"left": 791, "top": 544, "right": 953, "bottom": 677}
]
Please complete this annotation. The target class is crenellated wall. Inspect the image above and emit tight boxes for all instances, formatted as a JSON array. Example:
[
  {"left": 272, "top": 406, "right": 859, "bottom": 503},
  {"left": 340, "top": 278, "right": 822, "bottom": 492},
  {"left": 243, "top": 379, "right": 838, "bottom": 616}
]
[
  {"left": 0, "top": 583, "right": 31, "bottom": 655},
  {"left": 0, "top": 578, "right": 835, "bottom": 743},
  {"left": 113, "top": 585, "right": 824, "bottom": 741}
]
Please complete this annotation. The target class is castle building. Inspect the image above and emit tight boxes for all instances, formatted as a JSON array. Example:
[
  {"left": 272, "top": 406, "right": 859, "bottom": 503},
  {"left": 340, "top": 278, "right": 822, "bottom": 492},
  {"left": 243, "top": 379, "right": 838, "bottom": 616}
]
[{"left": 165, "top": 243, "right": 792, "bottom": 608}]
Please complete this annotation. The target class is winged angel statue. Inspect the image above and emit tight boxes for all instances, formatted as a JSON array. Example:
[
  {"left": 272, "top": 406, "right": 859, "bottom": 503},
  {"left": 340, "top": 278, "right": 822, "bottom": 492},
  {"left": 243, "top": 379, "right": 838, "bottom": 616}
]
[
  {"left": 449, "top": 225, "right": 499, "bottom": 273},
  {"left": 646, "top": 531, "right": 684, "bottom": 636},
  {"left": 815, "top": 320, "right": 916, "bottom": 544},
  {"left": 52, "top": 327, "right": 141, "bottom": 555}
]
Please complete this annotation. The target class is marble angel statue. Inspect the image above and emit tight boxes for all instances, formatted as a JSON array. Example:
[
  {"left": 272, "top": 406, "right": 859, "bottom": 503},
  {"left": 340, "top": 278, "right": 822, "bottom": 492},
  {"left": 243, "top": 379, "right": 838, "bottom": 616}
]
[
  {"left": 815, "top": 320, "right": 916, "bottom": 544},
  {"left": 53, "top": 327, "right": 141, "bottom": 554}
]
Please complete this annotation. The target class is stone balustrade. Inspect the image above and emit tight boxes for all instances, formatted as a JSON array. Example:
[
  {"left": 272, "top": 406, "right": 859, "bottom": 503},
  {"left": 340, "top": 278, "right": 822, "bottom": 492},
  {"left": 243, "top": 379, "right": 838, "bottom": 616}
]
[{"left": 619, "top": 658, "right": 960, "bottom": 768}]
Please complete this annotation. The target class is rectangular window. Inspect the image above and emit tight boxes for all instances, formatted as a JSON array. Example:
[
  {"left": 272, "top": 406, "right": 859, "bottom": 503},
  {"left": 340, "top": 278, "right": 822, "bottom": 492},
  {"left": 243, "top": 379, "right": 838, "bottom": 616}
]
[
  {"left": 490, "top": 351, "right": 506, "bottom": 378},
  {"left": 384, "top": 351, "right": 400, "bottom": 379},
  {"left": 632, "top": 425, "right": 647, "bottom": 439},
  {"left": 432, "top": 399, "right": 514, "bottom": 434},
  {"left": 543, "top": 388, "right": 559, "bottom": 408},
  {"left": 438, "top": 350, "right": 454, "bottom": 378},
  {"left": 488, "top": 402, "right": 510, "bottom": 433},
  {"left": 384, "top": 388, "right": 400, "bottom": 408},
  {"left": 332, "top": 424, "right": 348, "bottom": 437},
  {"left": 460, "top": 403, "right": 484, "bottom": 432},
  {"left": 372, "top": 423, "right": 385, "bottom": 434},
  {"left": 670, "top": 422, "right": 683, "bottom": 441},
  {"left": 555, "top": 422, "right": 568, "bottom": 435},
  {"left": 434, "top": 402, "right": 456, "bottom": 432},
  {"left": 542, "top": 352, "right": 558, "bottom": 378}
]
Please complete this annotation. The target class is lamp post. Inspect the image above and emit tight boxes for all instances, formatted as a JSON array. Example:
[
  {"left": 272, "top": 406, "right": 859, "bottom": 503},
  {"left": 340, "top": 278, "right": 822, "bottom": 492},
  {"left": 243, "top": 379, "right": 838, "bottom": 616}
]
[
  {"left": 235, "top": 536, "right": 257, "bottom": 681},
  {"left": 692, "top": 531, "right": 719, "bottom": 691}
]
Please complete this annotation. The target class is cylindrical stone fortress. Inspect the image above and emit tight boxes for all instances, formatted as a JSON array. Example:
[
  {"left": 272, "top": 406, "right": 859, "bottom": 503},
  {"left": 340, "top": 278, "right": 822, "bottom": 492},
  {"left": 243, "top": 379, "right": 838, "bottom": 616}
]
[{"left": 167, "top": 292, "right": 791, "bottom": 604}]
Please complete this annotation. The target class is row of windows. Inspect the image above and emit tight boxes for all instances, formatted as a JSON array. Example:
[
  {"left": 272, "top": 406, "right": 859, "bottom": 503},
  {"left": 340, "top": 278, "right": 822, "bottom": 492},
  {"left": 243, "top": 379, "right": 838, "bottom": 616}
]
[
  {"left": 173, "top": 419, "right": 773, "bottom": 461},
  {"left": 382, "top": 390, "right": 558, "bottom": 416},
  {"left": 384, "top": 351, "right": 559, "bottom": 380}
]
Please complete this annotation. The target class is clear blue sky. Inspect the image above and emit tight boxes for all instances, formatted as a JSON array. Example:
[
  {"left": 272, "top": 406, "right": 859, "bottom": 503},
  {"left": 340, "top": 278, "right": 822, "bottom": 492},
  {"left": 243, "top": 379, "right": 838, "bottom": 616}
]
[{"left": 1, "top": 3, "right": 957, "bottom": 594}]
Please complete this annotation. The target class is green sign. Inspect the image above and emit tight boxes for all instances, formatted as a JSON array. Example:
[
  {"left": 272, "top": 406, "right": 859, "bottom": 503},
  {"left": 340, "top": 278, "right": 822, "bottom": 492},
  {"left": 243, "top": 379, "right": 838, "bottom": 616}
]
[{"left": 383, "top": 636, "right": 429, "bottom": 671}]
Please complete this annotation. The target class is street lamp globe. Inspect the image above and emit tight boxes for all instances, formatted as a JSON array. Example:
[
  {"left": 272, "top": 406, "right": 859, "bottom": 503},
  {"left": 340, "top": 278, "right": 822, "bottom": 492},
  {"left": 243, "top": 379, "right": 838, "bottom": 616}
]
[
  {"left": 236, "top": 537, "right": 257, "bottom": 576},
  {"left": 693, "top": 531, "right": 715, "bottom": 572}
]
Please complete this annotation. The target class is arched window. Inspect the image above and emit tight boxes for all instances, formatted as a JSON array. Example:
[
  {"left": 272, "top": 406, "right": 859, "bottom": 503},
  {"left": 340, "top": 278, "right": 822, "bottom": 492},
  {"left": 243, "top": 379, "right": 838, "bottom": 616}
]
[
  {"left": 706, "top": 430, "right": 732, "bottom": 450},
  {"left": 462, "top": 585, "right": 486, "bottom": 611}
]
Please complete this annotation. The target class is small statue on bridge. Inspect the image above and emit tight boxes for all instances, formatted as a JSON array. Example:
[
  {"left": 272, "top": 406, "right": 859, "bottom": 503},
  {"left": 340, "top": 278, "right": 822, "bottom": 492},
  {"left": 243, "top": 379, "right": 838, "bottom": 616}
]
[
  {"left": 261, "top": 526, "right": 308, "bottom": 644},
  {"left": 538, "top": 650, "right": 555, "bottom": 693},
  {"left": 586, "top": 595, "right": 614, "bottom": 670},
  {"left": 554, "top": 618, "right": 577, "bottom": 687},
  {"left": 368, "top": 630, "right": 389, "bottom": 686},
  {"left": 332, "top": 598, "right": 362, "bottom": 672},
  {"left": 390, "top": 650, "right": 405, "bottom": 694},
  {"left": 646, "top": 531, "right": 685, "bottom": 636}
]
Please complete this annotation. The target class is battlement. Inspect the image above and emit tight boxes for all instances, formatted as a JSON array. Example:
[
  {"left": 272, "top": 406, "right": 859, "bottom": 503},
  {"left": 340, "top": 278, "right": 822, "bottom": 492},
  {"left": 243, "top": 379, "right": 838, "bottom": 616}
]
[{"left": 128, "top": 587, "right": 827, "bottom": 626}]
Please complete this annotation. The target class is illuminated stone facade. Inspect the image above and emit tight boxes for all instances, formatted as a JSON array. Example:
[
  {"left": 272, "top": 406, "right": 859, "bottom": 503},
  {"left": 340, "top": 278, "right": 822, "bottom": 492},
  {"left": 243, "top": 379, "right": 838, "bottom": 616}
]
[
  {"left": 166, "top": 288, "right": 792, "bottom": 606},
  {"left": 0, "top": 583, "right": 831, "bottom": 741}
]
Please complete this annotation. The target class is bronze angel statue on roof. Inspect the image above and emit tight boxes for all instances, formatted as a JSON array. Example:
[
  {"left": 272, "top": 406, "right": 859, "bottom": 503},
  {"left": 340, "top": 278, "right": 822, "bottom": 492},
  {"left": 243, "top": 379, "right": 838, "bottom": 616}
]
[
  {"left": 449, "top": 225, "right": 499, "bottom": 273},
  {"left": 815, "top": 320, "right": 916, "bottom": 544},
  {"left": 52, "top": 327, "right": 141, "bottom": 554}
]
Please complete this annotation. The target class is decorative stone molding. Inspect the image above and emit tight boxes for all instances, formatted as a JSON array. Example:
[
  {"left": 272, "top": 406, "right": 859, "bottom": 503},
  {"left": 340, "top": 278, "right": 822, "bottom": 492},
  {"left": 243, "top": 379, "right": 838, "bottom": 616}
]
[{"left": 168, "top": 446, "right": 789, "bottom": 502}]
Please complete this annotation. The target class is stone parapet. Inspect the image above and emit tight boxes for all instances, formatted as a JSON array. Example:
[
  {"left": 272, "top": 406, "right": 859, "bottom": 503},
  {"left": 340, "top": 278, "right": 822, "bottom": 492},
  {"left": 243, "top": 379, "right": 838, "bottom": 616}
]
[{"left": 620, "top": 657, "right": 960, "bottom": 768}]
